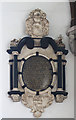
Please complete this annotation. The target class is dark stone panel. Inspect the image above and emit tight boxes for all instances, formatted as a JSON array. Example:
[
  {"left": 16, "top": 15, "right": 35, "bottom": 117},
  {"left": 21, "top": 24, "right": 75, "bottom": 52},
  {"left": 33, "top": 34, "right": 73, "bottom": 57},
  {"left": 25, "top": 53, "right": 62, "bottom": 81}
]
[
  {"left": 63, "top": 65, "right": 66, "bottom": 91},
  {"left": 40, "top": 37, "right": 49, "bottom": 49},
  {"left": 57, "top": 55, "right": 62, "bottom": 88},
  {"left": 22, "top": 55, "right": 53, "bottom": 91},
  {"left": 51, "top": 91, "right": 68, "bottom": 97},
  {"left": 10, "top": 64, "right": 13, "bottom": 90},
  {"left": 13, "top": 55, "right": 18, "bottom": 88},
  {"left": 8, "top": 91, "right": 24, "bottom": 96}
]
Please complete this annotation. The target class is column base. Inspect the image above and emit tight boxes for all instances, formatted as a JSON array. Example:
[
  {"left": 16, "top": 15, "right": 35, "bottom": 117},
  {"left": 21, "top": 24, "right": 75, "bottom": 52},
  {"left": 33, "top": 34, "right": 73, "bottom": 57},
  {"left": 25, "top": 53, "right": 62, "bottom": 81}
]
[
  {"left": 51, "top": 90, "right": 68, "bottom": 103},
  {"left": 11, "top": 94, "right": 21, "bottom": 102},
  {"left": 8, "top": 89, "right": 24, "bottom": 102}
]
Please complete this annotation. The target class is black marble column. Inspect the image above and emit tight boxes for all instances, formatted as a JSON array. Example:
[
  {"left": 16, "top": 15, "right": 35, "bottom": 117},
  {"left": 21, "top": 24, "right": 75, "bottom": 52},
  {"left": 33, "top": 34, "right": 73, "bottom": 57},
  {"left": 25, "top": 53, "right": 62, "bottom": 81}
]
[
  {"left": 57, "top": 55, "right": 62, "bottom": 88},
  {"left": 13, "top": 55, "right": 18, "bottom": 88},
  {"left": 63, "top": 64, "right": 66, "bottom": 91},
  {"left": 10, "top": 64, "right": 13, "bottom": 90},
  {"left": 51, "top": 55, "right": 68, "bottom": 98}
]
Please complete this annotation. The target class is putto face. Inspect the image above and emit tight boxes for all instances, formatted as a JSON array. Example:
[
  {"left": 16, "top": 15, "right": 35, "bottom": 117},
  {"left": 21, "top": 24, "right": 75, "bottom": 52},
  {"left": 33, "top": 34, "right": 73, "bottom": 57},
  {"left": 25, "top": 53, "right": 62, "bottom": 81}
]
[{"left": 26, "top": 9, "right": 49, "bottom": 38}]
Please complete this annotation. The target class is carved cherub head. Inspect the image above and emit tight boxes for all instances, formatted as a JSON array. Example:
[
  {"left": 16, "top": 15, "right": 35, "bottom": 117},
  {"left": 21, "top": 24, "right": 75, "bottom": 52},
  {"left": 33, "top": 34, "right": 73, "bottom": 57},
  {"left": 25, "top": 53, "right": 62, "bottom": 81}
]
[
  {"left": 29, "top": 8, "right": 46, "bottom": 22},
  {"left": 26, "top": 9, "right": 49, "bottom": 38}
]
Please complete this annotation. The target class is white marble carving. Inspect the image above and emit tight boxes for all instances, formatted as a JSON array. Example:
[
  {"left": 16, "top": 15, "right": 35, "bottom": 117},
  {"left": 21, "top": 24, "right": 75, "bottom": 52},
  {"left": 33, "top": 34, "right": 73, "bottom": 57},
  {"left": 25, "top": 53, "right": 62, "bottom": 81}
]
[
  {"left": 26, "top": 8, "right": 49, "bottom": 38},
  {"left": 11, "top": 94, "right": 21, "bottom": 102},
  {"left": 55, "top": 94, "right": 67, "bottom": 103},
  {"left": 55, "top": 35, "right": 65, "bottom": 47},
  {"left": 10, "top": 88, "right": 21, "bottom": 102},
  {"left": 21, "top": 88, "right": 54, "bottom": 118},
  {"left": 10, "top": 38, "right": 21, "bottom": 47},
  {"left": 8, "top": 9, "right": 67, "bottom": 118}
]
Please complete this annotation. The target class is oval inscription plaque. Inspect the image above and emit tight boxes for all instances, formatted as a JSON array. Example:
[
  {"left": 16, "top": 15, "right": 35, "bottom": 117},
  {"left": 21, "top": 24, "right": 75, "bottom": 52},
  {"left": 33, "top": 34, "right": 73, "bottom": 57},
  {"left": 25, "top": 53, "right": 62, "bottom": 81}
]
[{"left": 22, "top": 56, "right": 53, "bottom": 91}]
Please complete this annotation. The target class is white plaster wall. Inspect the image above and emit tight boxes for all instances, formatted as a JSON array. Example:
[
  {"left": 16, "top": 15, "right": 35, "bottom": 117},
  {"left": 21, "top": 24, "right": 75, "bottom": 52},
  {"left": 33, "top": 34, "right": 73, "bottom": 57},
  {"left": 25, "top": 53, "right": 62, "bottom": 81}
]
[{"left": 0, "top": 2, "right": 74, "bottom": 118}]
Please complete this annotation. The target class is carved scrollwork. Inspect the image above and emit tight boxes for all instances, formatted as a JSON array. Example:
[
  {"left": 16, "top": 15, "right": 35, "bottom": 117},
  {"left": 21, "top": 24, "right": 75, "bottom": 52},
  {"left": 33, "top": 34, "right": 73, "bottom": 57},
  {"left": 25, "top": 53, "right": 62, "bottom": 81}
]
[
  {"left": 55, "top": 35, "right": 65, "bottom": 47},
  {"left": 26, "top": 8, "right": 49, "bottom": 38},
  {"left": 10, "top": 38, "right": 21, "bottom": 47},
  {"left": 21, "top": 88, "right": 54, "bottom": 118},
  {"left": 55, "top": 94, "right": 67, "bottom": 103},
  {"left": 11, "top": 94, "right": 21, "bottom": 102}
]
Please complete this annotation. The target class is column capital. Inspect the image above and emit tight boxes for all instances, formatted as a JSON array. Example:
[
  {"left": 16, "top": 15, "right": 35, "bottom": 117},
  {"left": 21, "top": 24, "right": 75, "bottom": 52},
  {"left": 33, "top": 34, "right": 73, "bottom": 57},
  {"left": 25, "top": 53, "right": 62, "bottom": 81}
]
[
  {"left": 56, "top": 51, "right": 63, "bottom": 55},
  {"left": 62, "top": 62, "right": 66, "bottom": 65},
  {"left": 12, "top": 88, "right": 19, "bottom": 91},
  {"left": 9, "top": 62, "right": 13, "bottom": 65},
  {"left": 57, "top": 88, "right": 63, "bottom": 91},
  {"left": 12, "top": 51, "right": 19, "bottom": 55}
]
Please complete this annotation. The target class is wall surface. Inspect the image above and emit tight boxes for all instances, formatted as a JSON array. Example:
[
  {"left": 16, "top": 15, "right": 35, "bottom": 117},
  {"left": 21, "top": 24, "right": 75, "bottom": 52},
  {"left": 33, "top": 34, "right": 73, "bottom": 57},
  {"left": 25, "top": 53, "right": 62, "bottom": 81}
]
[{"left": 0, "top": 2, "right": 74, "bottom": 118}]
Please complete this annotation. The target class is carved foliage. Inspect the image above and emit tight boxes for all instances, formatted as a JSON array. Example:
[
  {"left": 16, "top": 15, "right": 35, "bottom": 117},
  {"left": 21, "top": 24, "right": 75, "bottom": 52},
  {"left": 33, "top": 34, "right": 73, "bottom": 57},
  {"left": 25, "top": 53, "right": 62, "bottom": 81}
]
[{"left": 21, "top": 88, "right": 54, "bottom": 118}]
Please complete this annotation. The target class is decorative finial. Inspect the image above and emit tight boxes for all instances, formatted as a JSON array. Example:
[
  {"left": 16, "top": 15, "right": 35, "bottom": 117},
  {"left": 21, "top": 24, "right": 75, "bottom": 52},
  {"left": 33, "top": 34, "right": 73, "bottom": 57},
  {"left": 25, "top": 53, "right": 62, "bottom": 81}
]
[{"left": 56, "top": 34, "right": 65, "bottom": 47}]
